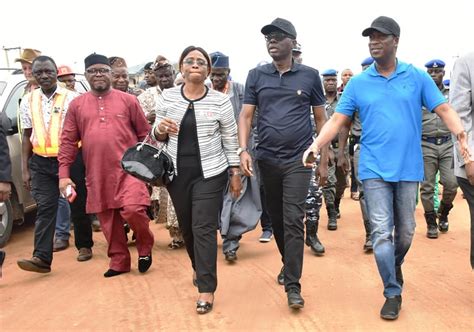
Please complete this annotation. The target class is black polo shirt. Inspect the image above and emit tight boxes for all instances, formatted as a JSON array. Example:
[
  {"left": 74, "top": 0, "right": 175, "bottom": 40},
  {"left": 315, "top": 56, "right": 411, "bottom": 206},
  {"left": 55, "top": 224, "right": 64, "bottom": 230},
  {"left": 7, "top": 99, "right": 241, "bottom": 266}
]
[{"left": 244, "top": 62, "right": 325, "bottom": 164}]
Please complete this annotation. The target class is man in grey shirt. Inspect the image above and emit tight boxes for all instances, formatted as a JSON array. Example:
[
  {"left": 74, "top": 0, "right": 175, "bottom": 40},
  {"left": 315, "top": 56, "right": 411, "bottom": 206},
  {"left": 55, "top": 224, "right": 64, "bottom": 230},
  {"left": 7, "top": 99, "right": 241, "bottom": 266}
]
[{"left": 449, "top": 52, "right": 474, "bottom": 269}]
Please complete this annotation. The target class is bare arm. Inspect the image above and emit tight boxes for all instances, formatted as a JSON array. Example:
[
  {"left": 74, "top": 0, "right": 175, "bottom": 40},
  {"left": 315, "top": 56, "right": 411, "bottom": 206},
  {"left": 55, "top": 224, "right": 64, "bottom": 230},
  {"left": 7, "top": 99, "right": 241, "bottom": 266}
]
[
  {"left": 238, "top": 104, "right": 256, "bottom": 176},
  {"left": 337, "top": 122, "right": 351, "bottom": 174},
  {"left": 303, "top": 113, "right": 352, "bottom": 166},
  {"left": 434, "top": 103, "right": 471, "bottom": 160}
]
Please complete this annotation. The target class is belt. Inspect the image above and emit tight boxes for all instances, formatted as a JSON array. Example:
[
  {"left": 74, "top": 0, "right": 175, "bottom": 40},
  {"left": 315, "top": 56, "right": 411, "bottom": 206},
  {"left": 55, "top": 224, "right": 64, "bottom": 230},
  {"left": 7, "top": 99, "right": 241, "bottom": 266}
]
[{"left": 421, "top": 135, "right": 451, "bottom": 145}]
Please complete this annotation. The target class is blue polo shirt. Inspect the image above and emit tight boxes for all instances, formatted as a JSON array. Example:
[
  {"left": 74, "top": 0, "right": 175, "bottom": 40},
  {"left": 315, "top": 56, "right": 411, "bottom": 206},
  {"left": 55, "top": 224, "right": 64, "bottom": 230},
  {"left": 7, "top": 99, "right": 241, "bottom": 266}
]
[
  {"left": 244, "top": 63, "right": 325, "bottom": 164},
  {"left": 336, "top": 60, "right": 446, "bottom": 182}
]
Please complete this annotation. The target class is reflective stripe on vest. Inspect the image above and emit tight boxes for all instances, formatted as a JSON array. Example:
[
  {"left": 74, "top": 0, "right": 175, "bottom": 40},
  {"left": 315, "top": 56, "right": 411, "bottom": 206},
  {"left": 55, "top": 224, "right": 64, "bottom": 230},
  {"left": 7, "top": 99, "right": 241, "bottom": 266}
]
[{"left": 30, "top": 89, "right": 67, "bottom": 157}]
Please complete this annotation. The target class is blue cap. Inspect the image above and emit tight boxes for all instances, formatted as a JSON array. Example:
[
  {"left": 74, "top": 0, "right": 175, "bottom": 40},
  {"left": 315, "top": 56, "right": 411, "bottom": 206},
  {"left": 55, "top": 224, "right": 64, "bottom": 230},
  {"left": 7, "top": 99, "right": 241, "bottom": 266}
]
[
  {"left": 322, "top": 69, "right": 337, "bottom": 76},
  {"left": 210, "top": 51, "right": 229, "bottom": 68},
  {"left": 361, "top": 57, "right": 374, "bottom": 66},
  {"left": 443, "top": 79, "right": 450, "bottom": 87},
  {"left": 425, "top": 59, "right": 445, "bottom": 68}
]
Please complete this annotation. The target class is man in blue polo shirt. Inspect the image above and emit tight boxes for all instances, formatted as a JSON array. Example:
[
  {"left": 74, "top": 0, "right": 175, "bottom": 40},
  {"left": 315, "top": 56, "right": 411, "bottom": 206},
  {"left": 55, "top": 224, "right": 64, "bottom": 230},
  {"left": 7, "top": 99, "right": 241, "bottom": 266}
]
[
  {"left": 238, "top": 17, "right": 328, "bottom": 310},
  {"left": 303, "top": 16, "right": 470, "bottom": 320}
]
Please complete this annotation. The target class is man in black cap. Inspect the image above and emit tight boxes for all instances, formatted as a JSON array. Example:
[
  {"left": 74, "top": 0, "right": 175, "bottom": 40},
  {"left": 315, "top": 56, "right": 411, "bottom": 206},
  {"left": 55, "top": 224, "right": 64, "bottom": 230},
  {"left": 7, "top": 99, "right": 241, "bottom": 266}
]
[
  {"left": 239, "top": 17, "right": 328, "bottom": 309},
  {"left": 421, "top": 59, "right": 458, "bottom": 239},
  {"left": 303, "top": 16, "right": 469, "bottom": 320},
  {"left": 58, "top": 53, "right": 154, "bottom": 277}
]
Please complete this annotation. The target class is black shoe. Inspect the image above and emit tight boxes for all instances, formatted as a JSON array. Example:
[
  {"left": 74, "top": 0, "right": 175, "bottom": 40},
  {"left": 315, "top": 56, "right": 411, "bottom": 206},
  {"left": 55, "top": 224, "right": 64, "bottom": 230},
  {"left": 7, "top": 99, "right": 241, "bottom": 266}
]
[
  {"left": 138, "top": 253, "right": 152, "bottom": 273},
  {"left": 438, "top": 220, "right": 449, "bottom": 233},
  {"left": 380, "top": 295, "right": 402, "bottom": 320},
  {"left": 104, "top": 269, "right": 127, "bottom": 278},
  {"left": 287, "top": 289, "right": 305, "bottom": 309},
  {"left": 395, "top": 266, "right": 404, "bottom": 287},
  {"left": 427, "top": 224, "right": 439, "bottom": 238},
  {"left": 277, "top": 266, "right": 284, "bottom": 285},
  {"left": 224, "top": 250, "right": 237, "bottom": 262},
  {"left": 363, "top": 236, "right": 373, "bottom": 252},
  {"left": 306, "top": 236, "right": 325, "bottom": 255}
]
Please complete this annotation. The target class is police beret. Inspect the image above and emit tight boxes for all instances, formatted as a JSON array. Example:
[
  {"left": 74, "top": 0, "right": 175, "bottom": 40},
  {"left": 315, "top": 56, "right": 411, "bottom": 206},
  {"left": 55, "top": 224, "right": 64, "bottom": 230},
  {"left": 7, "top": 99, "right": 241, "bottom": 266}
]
[
  {"left": 321, "top": 69, "right": 337, "bottom": 76},
  {"left": 361, "top": 57, "right": 374, "bottom": 66},
  {"left": 425, "top": 59, "right": 445, "bottom": 68}
]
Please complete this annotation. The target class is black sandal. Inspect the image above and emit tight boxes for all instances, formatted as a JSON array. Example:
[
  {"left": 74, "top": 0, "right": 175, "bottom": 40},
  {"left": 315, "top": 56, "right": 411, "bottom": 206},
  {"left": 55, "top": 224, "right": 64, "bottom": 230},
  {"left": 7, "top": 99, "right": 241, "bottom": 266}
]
[{"left": 196, "top": 300, "right": 213, "bottom": 314}]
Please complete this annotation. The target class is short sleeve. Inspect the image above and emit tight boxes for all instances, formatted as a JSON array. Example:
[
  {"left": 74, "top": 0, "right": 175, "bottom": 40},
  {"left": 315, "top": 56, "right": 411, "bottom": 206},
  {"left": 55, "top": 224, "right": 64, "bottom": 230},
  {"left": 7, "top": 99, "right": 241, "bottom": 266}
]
[{"left": 243, "top": 69, "right": 257, "bottom": 105}]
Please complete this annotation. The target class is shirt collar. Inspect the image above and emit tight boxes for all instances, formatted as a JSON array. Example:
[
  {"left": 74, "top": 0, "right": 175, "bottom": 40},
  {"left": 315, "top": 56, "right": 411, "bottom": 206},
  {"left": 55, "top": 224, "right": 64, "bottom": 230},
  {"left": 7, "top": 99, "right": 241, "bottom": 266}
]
[
  {"left": 259, "top": 60, "right": 301, "bottom": 74},
  {"left": 39, "top": 85, "right": 65, "bottom": 101},
  {"left": 367, "top": 59, "right": 408, "bottom": 77}
]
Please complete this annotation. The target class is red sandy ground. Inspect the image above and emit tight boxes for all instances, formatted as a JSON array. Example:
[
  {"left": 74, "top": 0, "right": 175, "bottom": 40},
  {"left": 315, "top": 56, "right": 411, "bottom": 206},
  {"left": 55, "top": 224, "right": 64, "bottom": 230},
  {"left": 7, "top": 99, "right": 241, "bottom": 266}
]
[{"left": 1, "top": 192, "right": 473, "bottom": 331}]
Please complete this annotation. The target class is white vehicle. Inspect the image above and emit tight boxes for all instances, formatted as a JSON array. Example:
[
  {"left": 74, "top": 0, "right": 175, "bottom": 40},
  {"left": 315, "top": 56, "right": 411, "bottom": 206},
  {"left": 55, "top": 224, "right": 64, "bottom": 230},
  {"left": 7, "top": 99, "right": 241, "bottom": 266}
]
[{"left": 0, "top": 69, "right": 89, "bottom": 247}]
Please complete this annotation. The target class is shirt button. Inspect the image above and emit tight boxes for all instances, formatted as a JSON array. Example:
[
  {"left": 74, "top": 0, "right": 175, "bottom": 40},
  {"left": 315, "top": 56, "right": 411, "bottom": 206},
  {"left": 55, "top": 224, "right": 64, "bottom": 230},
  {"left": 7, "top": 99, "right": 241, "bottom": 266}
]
[
  {"left": 100, "top": 107, "right": 104, "bottom": 110},
  {"left": 99, "top": 97, "right": 102, "bottom": 100}
]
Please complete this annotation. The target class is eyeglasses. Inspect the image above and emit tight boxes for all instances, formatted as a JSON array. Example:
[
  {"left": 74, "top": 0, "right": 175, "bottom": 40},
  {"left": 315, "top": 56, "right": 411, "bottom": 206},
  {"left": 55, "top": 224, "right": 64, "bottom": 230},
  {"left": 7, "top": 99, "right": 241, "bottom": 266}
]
[
  {"left": 182, "top": 58, "right": 208, "bottom": 67},
  {"left": 86, "top": 68, "right": 111, "bottom": 75},
  {"left": 264, "top": 32, "right": 291, "bottom": 42}
]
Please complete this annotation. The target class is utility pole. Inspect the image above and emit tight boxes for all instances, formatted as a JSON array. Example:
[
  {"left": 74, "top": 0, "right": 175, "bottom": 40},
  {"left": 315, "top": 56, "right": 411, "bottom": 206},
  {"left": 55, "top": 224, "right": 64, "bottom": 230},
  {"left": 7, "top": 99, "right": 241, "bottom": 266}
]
[{"left": 2, "top": 46, "right": 21, "bottom": 68}]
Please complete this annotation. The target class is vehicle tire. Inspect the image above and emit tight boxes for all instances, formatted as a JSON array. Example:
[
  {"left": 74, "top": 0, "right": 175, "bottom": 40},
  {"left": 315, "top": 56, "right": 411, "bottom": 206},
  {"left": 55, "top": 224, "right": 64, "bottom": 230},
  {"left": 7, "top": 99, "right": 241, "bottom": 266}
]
[{"left": 0, "top": 200, "right": 13, "bottom": 248}]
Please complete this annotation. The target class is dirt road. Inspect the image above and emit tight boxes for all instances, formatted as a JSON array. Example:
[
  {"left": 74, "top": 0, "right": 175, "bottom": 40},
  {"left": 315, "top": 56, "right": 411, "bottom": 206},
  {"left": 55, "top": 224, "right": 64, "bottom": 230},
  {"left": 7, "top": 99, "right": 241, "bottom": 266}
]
[{"left": 1, "top": 193, "right": 473, "bottom": 331}]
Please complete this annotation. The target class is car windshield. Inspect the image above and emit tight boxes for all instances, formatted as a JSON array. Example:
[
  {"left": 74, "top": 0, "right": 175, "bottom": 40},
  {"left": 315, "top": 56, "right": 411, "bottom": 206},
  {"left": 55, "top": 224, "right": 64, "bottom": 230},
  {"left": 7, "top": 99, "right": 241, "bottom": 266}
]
[{"left": 0, "top": 81, "right": 6, "bottom": 95}]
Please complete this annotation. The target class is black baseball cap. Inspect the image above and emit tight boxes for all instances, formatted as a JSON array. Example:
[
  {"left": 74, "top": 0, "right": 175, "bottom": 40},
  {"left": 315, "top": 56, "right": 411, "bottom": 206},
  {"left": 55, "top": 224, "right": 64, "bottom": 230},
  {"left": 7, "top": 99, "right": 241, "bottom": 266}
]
[
  {"left": 261, "top": 17, "right": 297, "bottom": 39},
  {"left": 362, "top": 16, "right": 400, "bottom": 37}
]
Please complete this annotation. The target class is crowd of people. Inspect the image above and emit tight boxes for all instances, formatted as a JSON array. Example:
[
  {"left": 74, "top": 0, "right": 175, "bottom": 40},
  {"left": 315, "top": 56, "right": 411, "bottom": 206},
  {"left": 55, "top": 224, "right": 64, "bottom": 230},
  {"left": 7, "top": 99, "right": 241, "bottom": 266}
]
[{"left": 0, "top": 14, "right": 473, "bottom": 322}]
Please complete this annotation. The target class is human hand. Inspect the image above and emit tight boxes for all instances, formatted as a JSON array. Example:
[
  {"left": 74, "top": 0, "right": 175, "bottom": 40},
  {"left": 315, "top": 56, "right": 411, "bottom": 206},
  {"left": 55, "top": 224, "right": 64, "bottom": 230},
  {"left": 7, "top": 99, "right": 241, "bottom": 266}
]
[
  {"left": 302, "top": 141, "right": 320, "bottom": 167},
  {"left": 0, "top": 182, "right": 11, "bottom": 202},
  {"left": 240, "top": 152, "right": 254, "bottom": 177},
  {"left": 229, "top": 174, "right": 242, "bottom": 199},
  {"left": 157, "top": 118, "right": 179, "bottom": 136}
]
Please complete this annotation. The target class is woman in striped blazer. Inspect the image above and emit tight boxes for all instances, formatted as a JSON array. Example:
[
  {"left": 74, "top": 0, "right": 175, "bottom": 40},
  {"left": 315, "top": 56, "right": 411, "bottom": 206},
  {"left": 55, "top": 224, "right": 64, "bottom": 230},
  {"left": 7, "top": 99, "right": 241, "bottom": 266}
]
[{"left": 153, "top": 45, "right": 241, "bottom": 314}]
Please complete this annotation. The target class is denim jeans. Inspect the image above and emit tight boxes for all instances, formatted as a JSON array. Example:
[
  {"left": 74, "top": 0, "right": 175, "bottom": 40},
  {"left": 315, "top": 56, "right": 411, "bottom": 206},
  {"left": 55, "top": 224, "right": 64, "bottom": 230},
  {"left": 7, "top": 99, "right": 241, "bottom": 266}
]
[
  {"left": 55, "top": 197, "right": 71, "bottom": 241},
  {"left": 363, "top": 179, "right": 417, "bottom": 297}
]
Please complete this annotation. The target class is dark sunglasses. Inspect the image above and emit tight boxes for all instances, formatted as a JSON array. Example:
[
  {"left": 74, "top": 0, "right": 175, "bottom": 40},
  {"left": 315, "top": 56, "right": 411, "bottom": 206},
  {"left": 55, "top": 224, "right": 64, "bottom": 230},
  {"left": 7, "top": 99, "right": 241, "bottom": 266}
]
[{"left": 264, "top": 32, "right": 291, "bottom": 42}]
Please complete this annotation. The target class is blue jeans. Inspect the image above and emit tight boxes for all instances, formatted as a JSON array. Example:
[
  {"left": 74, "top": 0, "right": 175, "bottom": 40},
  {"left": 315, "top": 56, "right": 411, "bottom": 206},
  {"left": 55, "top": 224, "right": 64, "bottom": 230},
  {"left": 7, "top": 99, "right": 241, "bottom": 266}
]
[
  {"left": 363, "top": 179, "right": 417, "bottom": 297},
  {"left": 55, "top": 197, "right": 71, "bottom": 241}
]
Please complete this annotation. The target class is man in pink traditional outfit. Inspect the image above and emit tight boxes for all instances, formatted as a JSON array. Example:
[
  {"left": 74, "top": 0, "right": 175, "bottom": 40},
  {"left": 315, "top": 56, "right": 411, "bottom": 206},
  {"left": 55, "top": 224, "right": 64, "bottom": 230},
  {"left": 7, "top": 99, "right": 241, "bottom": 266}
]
[{"left": 58, "top": 53, "right": 154, "bottom": 277}]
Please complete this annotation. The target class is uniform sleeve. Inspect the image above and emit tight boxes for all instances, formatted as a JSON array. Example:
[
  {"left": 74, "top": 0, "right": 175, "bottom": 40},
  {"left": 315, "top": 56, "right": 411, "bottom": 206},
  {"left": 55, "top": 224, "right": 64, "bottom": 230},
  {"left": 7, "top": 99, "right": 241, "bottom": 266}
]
[
  {"left": 335, "top": 79, "right": 357, "bottom": 118},
  {"left": 19, "top": 93, "right": 32, "bottom": 129},
  {"left": 219, "top": 96, "right": 240, "bottom": 166},
  {"left": 58, "top": 99, "right": 80, "bottom": 178},
  {"left": 310, "top": 70, "right": 326, "bottom": 107},
  {"left": 243, "top": 69, "right": 258, "bottom": 105},
  {"left": 420, "top": 70, "right": 447, "bottom": 112}
]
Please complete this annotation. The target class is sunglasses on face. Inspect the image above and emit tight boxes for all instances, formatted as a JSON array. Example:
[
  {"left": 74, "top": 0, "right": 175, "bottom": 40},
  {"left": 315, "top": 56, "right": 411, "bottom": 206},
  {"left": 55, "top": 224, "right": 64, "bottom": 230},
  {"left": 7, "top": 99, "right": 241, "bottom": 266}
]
[{"left": 265, "top": 32, "right": 291, "bottom": 42}]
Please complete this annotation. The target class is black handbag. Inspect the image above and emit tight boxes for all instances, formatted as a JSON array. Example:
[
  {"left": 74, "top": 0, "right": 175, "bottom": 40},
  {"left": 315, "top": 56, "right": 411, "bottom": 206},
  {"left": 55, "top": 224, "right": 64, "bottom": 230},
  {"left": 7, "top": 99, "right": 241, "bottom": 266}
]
[{"left": 121, "top": 136, "right": 175, "bottom": 186}]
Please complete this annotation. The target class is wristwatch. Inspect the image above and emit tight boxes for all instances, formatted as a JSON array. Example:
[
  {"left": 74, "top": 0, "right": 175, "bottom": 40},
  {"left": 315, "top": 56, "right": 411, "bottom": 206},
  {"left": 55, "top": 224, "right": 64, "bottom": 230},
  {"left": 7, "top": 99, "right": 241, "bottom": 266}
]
[{"left": 237, "top": 147, "right": 248, "bottom": 156}]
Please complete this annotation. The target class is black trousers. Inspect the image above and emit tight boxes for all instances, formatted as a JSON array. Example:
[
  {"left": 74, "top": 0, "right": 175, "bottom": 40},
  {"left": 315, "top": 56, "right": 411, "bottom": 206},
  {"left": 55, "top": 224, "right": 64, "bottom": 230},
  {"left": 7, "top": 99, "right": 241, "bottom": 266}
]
[
  {"left": 30, "top": 154, "right": 60, "bottom": 264},
  {"left": 69, "top": 150, "right": 93, "bottom": 250},
  {"left": 457, "top": 177, "right": 474, "bottom": 269},
  {"left": 258, "top": 160, "right": 312, "bottom": 292},
  {"left": 167, "top": 163, "right": 227, "bottom": 293}
]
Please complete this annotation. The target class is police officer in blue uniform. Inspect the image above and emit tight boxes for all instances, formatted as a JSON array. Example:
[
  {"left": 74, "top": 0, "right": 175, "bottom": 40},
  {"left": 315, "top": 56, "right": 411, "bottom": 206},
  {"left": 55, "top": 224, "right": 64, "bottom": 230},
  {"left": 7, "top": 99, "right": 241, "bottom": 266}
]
[{"left": 421, "top": 59, "right": 458, "bottom": 238}]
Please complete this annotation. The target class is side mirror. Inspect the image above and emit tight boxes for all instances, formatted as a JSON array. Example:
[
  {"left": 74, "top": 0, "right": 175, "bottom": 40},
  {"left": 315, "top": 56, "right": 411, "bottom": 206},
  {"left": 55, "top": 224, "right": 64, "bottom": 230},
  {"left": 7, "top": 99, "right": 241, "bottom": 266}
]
[{"left": 0, "top": 111, "right": 17, "bottom": 135}]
